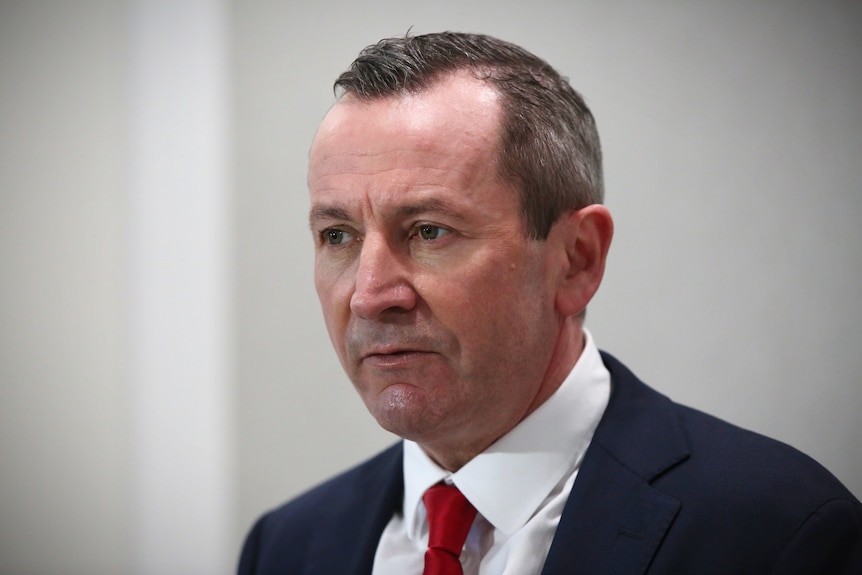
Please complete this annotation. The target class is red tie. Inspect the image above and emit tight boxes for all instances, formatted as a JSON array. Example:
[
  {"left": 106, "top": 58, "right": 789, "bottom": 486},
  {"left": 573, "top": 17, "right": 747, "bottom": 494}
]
[{"left": 422, "top": 483, "right": 478, "bottom": 575}]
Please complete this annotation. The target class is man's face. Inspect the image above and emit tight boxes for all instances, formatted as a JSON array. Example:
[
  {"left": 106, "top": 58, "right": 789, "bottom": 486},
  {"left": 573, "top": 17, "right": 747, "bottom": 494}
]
[{"left": 308, "top": 73, "right": 569, "bottom": 467}]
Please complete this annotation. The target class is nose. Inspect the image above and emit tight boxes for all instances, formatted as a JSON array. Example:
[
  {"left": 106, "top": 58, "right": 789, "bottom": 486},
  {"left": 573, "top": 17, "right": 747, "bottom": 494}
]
[{"left": 349, "top": 235, "right": 417, "bottom": 320}]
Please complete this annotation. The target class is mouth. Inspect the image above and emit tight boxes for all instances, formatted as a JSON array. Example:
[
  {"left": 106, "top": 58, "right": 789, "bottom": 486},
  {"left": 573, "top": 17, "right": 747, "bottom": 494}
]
[{"left": 362, "top": 348, "right": 436, "bottom": 367}]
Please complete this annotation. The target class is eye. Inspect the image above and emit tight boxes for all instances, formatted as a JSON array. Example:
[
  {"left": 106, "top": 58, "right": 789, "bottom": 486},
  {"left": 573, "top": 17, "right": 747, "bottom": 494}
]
[
  {"left": 416, "top": 224, "right": 450, "bottom": 241},
  {"left": 323, "top": 228, "right": 354, "bottom": 245}
]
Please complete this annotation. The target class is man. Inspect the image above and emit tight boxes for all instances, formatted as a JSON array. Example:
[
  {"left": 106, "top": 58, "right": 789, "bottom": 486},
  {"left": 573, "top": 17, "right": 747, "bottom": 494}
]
[{"left": 239, "top": 32, "right": 861, "bottom": 574}]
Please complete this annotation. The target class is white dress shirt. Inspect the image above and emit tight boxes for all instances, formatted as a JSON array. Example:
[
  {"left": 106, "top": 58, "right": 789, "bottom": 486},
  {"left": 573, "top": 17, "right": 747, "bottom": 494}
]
[{"left": 372, "top": 330, "right": 611, "bottom": 575}]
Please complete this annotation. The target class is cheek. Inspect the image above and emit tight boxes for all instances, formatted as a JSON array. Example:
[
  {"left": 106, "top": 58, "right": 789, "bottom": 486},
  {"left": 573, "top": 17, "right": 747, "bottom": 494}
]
[
  {"left": 460, "top": 263, "right": 551, "bottom": 348},
  {"left": 423, "top": 279, "right": 518, "bottom": 364},
  {"left": 315, "top": 255, "right": 352, "bottom": 301},
  {"left": 314, "top": 275, "right": 352, "bottom": 344}
]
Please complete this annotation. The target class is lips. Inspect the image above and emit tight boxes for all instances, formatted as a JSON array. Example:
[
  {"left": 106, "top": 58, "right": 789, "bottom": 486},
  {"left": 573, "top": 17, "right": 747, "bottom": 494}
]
[
  {"left": 363, "top": 345, "right": 424, "bottom": 358},
  {"left": 360, "top": 347, "right": 438, "bottom": 368},
  {"left": 346, "top": 325, "right": 449, "bottom": 368},
  {"left": 350, "top": 331, "right": 435, "bottom": 357}
]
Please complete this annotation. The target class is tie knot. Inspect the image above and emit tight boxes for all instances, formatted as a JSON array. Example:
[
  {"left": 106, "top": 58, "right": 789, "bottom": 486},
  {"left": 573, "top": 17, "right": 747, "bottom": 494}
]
[{"left": 422, "top": 483, "right": 477, "bottom": 574}]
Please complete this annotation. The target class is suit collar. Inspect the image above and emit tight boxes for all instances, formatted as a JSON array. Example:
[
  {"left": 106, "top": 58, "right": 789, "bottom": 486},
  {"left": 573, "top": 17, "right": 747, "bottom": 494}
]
[
  {"left": 592, "top": 352, "right": 690, "bottom": 480},
  {"left": 542, "top": 352, "right": 689, "bottom": 575}
]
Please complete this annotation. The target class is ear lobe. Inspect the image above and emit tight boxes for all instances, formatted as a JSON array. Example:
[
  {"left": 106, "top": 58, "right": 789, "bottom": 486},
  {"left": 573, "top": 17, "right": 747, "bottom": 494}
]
[{"left": 554, "top": 205, "right": 614, "bottom": 317}]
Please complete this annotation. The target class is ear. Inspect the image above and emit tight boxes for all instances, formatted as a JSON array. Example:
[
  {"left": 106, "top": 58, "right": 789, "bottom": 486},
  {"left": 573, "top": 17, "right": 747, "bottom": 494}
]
[{"left": 553, "top": 205, "right": 614, "bottom": 317}]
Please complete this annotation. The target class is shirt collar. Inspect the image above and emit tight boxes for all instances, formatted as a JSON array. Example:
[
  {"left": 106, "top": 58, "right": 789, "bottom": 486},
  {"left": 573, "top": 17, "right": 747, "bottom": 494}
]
[{"left": 401, "top": 329, "right": 611, "bottom": 537}]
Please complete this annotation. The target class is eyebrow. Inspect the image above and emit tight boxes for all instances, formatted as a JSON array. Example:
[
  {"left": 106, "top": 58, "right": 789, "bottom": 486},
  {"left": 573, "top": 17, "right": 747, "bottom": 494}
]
[
  {"left": 309, "top": 197, "right": 467, "bottom": 226},
  {"left": 309, "top": 205, "right": 350, "bottom": 225}
]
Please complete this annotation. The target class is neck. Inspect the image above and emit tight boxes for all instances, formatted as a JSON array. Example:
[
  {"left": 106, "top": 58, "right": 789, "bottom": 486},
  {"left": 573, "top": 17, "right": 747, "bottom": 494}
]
[{"left": 523, "top": 317, "right": 585, "bottom": 419}]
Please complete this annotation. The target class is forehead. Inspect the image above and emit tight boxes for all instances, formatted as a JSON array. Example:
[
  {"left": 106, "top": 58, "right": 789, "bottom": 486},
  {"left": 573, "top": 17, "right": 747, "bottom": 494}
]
[
  {"left": 320, "top": 71, "right": 500, "bottom": 138},
  {"left": 308, "top": 73, "right": 504, "bottom": 194},
  {"left": 306, "top": 74, "right": 517, "bottom": 230}
]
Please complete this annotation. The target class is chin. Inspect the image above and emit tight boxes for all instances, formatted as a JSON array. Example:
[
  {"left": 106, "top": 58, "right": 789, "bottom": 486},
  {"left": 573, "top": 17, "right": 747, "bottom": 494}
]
[{"left": 366, "top": 389, "right": 446, "bottom": 441}]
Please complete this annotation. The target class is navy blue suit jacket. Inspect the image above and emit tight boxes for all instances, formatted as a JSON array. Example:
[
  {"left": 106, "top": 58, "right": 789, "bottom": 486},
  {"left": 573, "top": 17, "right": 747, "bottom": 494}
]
[{"left": 238, "top": 353, "right": 862, "bottom": 574}]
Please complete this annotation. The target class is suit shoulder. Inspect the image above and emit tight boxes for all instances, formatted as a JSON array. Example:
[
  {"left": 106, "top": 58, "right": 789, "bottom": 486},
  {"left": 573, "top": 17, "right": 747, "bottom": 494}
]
[
  {"left": 598, "top": 353, "right": 861, "bottom": 571},
  {"left": 600, "top": 352, "right": 858, "bottom": 532},
  {"left": 601, "top": 351, "right": 856, "bottom": 507},
  {"left": 672, "top": 401, "right": 856, "bottom": 505},
  {"left": 658, "top": 403, "right": 862, "bottom": 571}
]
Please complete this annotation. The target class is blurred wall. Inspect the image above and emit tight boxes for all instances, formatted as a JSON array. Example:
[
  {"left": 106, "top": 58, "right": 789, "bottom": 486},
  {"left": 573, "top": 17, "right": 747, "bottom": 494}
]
[
  {"left": 1, "top": 2, "right": 131, "bottom": 574},
  {"left": 1, "top": 0, "right": 860, "bottom": 573},
  {"left": 2, "top": 0, "right": 233, "bottom": 573}
]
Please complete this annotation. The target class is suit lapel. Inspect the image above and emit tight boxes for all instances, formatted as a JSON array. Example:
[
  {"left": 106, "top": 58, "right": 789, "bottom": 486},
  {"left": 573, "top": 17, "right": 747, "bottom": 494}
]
[{"left": 541, "top": 353, "right": 689, "bottom": 575}]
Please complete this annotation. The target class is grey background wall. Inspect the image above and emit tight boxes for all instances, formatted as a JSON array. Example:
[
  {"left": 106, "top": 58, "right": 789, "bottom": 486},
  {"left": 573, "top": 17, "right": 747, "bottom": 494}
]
[
  {"left": 1, "top": 2, "right": 131, "bottom": 573},
  {"left": 2, "top": 0, "right": 860, "bottom": 573}
]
